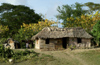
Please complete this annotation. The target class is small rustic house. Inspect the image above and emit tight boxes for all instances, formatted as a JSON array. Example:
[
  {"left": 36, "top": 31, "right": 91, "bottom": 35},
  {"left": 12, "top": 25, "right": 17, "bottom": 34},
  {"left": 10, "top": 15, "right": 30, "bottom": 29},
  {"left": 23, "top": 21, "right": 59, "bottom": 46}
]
[{"left": 31, "top": 27, "right": 93, "bottom": 50}]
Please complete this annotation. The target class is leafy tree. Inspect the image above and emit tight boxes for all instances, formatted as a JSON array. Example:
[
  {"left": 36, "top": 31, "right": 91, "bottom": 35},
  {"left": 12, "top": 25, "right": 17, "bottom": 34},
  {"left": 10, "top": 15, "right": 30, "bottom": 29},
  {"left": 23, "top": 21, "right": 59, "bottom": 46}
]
[
  {"left": 56, "top": 2, "right": 87, "bottom": 27},
  {"left": 66, "top": 11, "right": 100, "bottom": 32},
  {"left": 0, "top": 3, "right": 42, "bottom": 36},
  {"left": 57, "top": 2, "right": 100, "bottom": 27},
  {"left": 0, "top": 25, "right": 9, "bottom": 34},
  {"left": 56, "top": 4, "right": 72, "bottom": 27},
  {"left": 0, "top": 25, "right": 9, "bottom": 43},
  {"left": 84, "top": 2, "right": 100, "bottom": 13},
  {"left": 14, "top": 19, "right": 55, "bottom": 42},
  {"left": 0, "top": 25, "right": 9, "bottom": 37},
  {"left": 91, "top": 20, "right": 100, "bottom": 45}
]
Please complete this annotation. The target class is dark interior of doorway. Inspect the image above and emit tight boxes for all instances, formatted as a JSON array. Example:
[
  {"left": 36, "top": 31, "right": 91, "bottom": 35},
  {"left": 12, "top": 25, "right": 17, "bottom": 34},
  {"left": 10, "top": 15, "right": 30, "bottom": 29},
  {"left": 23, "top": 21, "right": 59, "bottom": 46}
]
[{"left": 62, "top": 38, "right": 67, "bottom": 49}]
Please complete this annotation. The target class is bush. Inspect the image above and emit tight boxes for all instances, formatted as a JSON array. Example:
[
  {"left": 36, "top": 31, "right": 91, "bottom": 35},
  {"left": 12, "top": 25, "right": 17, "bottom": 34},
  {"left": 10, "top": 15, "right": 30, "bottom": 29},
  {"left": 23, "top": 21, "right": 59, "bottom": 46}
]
[
  {"left": 0, "top": 44, "right": 39, "bottom": 62},
  {"left": 91, "top": 20, "right": 100, "bottom": 46},
  {"left": 0, "top": 44, "right": 14, "bottom": 58},
  {"left": 13, "top": 49, "right": 39, "bottom": 62}
]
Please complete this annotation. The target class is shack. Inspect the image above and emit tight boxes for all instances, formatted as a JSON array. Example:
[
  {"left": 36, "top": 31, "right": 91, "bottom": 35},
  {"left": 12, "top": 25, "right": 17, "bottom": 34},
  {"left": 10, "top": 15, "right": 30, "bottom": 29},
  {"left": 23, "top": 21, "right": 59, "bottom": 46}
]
[{"left": 31, "top": 27, "right": 93, "bottom": 50}]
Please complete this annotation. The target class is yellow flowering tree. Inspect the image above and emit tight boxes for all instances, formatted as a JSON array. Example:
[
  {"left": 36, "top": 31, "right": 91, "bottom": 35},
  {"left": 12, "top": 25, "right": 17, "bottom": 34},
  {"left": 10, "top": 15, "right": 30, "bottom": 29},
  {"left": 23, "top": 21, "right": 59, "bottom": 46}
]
[
  {"left": 14, "top": 19, "right": 55, "bottom": 41},
  {"left": 66, "top": 11, "right": 100, "bottom": 32}
]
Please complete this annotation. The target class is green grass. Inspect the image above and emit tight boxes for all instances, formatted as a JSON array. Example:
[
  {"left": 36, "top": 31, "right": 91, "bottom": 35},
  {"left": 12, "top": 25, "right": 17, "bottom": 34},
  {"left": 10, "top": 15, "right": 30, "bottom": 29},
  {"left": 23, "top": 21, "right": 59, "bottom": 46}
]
[
  {"left": 74, "top": 50, "right": 100, "bottom": 65},
  {"left": 0, "top": 53, "right": 55, "bottom": 65},
  {"left": 1, "top": 49, "right": 100, "bottom": 65},
  {"left": 0, "top": 49, "right": 55, "bottom": 65}
]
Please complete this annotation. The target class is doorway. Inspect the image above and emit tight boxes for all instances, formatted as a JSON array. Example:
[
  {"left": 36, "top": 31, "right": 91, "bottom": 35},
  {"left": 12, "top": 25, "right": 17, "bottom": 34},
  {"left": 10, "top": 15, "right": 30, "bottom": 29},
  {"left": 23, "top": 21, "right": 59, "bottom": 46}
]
[{"left": 62, "top": 38, "right": 68, "bottom": 49}]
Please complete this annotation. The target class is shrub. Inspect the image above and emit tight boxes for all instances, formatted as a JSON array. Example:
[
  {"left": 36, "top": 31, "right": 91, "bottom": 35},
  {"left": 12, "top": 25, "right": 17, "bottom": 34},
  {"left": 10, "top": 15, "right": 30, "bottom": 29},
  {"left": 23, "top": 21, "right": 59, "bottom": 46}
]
[
  {"left": 0, "top": 44, "right": 14, "bottom": 58},
  {"left": 0, "top": 44, "right": 39, "bottom": 62}
]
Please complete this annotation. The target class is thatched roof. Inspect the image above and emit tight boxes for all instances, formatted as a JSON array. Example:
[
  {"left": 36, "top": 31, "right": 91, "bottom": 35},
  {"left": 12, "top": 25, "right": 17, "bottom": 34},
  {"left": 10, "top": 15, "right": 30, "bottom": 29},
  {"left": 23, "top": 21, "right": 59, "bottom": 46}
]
[{"left": 31, "top": 27, "right": 93, "bottom": 40}]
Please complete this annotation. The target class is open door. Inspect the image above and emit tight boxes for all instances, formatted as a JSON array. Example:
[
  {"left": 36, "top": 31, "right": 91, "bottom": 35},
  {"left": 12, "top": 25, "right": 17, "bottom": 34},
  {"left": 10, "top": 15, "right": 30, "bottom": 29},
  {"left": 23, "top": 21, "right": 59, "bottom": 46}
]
[{"left": 62, "top": 38, "right": 68, "bottom": 49}]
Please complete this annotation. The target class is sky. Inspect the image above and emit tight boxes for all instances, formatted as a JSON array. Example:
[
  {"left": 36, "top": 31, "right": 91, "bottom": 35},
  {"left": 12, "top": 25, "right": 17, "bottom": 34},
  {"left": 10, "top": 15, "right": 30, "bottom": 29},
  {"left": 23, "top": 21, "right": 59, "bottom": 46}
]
[{"left": 0, "top": 0, "right": 100, "bottom": 27}]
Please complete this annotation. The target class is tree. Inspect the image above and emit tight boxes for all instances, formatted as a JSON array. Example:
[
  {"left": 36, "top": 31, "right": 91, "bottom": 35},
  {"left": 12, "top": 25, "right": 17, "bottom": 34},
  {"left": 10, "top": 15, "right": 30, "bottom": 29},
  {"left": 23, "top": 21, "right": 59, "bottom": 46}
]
[
  {"left": 56, "top": 2, "right": 87, "bottom": 27},
  {"left": 66, "top": 11, "right": 100, "bottom": 32},
  {"left": 84, "top": 2, "right": 100, "bottom": 13},
  {"left": 0, "top": 25, "right": 9, "bottom": 38},
  {"left": 0, "top": 25, "right": 9, "bottom": 43},
  {"left": 57, "top": 2, "right": 100, "bottom": 27},
  {"left": 0, "top": 25, "right": 9, "bottom": 34},
  {"left": 0, "top": 3, "right": 42, "bottom": 36},
  {"left": 91, "top": 20, "right": 100, "bottom": 46},
  {"left": 14, "top": 19, "right": 55, "bottom": 41},
  {"left": 56, "top": 4, "right": 72, "bottom": 27}
]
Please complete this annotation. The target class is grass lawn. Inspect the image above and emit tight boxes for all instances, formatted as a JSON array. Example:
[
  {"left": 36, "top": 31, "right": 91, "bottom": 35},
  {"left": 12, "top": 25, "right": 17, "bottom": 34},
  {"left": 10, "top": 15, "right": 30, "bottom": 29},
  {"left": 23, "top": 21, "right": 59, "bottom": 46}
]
[
  {"left": 1, "top": 48, "right": 100, "bottom": 65},
  {"left": 74, "top": 50, "right": 100, "bottom": 65}
]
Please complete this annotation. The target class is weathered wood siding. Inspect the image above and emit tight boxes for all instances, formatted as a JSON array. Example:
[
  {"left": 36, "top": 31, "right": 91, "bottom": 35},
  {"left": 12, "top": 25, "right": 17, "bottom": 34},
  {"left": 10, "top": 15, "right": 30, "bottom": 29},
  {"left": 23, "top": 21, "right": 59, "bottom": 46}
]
[
  {"left": 68, "top": 37, "right": 91, "bottom": 48},
  {"left": 41, "top": 38, "right": 63, "bottom": 50},
  {"left": 35, "top": 37, "right": 91, "bottom": 50},
  {"left": 82, "top": 38, "right": 91, "bottom": 48},
  {"left": 35, "top": 38, "right": 63, "bottom": 50},
  {"left": 54, "top": 38, "right": 63, "bottom": 49}
]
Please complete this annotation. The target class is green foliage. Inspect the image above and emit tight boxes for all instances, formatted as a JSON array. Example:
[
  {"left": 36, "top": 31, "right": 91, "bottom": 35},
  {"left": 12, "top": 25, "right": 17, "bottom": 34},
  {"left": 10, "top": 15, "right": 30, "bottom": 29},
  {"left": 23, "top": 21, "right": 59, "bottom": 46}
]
[
  {"left": 0, "top": 38, "right": 7, "bottom": 44},
  {"left": 0, "top": 44, "right": 39, "bottom": 62},
  {"left": 14, "top": 27, "right": 35, "bottom": 42},
  {"left": 0, "top": 44, "right": 14, "bottom": 58},
  {"left": 56, "top": 2, "right": 87, "bottom": 27},
  {"left": 57, "top": 2, "right": 100, "bottom": 27},
  {"left": 56, "top": 4, "right": 72, "bottom": 27},
  {"left": 69, "top": 45, "right": 76, "bottom": 50},
  {"left": 91, "top": 20, "right": 100, "bottom": 45},
  {"left": 0, "top": 25, "right": 9, "bottom": 38},
  {"left": 84, "top": 2, "right": 100, "bottom": 13},
  {"left": 0, "top": 3, "right": 42, "bottom": 36},
  {"left": 13, "top": 19, "right": 55, "bottom": 42},
  {"left": 13, "top": 49, "right": 39, "bottom": 62}
]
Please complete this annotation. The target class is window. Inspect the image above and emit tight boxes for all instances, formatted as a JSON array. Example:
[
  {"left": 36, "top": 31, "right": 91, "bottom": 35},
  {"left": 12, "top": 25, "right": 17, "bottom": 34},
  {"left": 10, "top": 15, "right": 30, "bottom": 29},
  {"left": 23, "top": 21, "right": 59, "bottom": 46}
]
[
  {"left": 77, "top": 38, "right": 82, "bottom": 43},
  {"left": 46, "top": 39, "right": 49, "bottom": 44}
]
